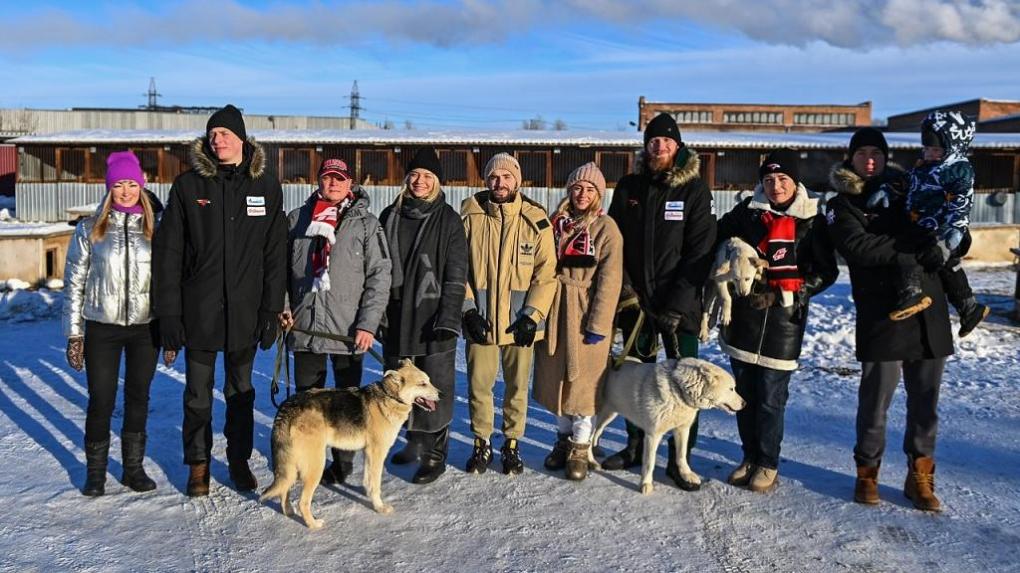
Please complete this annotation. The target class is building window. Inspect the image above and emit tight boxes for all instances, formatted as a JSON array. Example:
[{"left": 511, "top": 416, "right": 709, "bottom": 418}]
[
  {"left": 723, "top": 111, "right": 782, "bottom": 124},
  {"left": 46, "top": 248, "right": 58, "bottom": 279},
  {"left": 793, "top": 112, "right": 856, "bottom": 126},
  {"left": 671, "top": 110, "right": 712, "bottom": 124}
]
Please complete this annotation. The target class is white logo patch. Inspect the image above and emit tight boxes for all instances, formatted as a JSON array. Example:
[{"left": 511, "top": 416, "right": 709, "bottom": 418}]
[
  {"left": 664, "top": 211, "right": 684, "bottom": 221},
  {"left": 665, "top": 201, "right": 684, "bottom": 211},
  {"left": 246, "top": 196, "right": 266, "bottom": 206},
  {"left": 825, "top": 208, "right": 836, "bottom": 225},
  {"left": 247, "top": 206, "right": 267, "bottom": 217}
]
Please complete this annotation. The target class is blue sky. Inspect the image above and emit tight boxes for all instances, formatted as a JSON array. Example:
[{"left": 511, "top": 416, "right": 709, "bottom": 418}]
[{"left": 3, "top": 1, "right": 1020, "bottom": 130}]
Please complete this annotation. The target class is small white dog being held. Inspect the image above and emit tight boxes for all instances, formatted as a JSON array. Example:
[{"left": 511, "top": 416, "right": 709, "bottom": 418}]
[
  {"left": 590, "top": 357, "right": 745, "bottom": 494},
  {"left": 699, "top": 237, "right": 770, "bottom": 343}
]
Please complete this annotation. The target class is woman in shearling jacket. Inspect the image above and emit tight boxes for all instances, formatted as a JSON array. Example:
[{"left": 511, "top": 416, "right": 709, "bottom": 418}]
[{"left": 62, "top": 151, "right": 163, "bottom": 497}]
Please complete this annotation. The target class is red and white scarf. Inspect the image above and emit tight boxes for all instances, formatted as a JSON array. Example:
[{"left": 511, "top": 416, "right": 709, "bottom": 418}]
[
  {"left": 552, "top": 210, "right": 600, "bottom": 268},
  {"left": 307, "top": 193, "right": 353, "bottom": 292},
  {"left": 757, "top": 212, "right": 803, "bottom": 294}
]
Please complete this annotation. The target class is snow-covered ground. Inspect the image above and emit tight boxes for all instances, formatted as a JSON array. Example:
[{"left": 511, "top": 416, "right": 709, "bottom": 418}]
[{"left": 1, "top": 266, "right": 1018, "bottom": 572}]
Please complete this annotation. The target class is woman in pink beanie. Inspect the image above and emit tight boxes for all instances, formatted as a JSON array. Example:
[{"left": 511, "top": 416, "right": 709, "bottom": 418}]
[{"left": 62, "top": 150, "right": 164, "bottom": 496}]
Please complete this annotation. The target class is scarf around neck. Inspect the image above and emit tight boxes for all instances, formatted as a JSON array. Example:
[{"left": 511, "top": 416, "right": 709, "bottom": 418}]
[
  {"left": 757, "top": 211, "right": 803, "bottom": 294},
  {"left": 551, "top": 209, "right": 600, "bottom": 268},
  {"left": 307, "top": 191, "right": 354, "bottom": 292}
]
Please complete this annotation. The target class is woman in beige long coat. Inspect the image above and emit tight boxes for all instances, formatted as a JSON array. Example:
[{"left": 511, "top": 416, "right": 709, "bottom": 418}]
[{"left": 534, "top": 162, "right": 623, "bottom": 481}]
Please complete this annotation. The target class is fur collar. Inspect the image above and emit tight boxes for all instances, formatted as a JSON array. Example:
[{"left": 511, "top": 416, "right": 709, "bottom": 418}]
[
  {"left": 748, "top": 182, "right": 818, "bottom": 219},
  {"left": 189, "top": 136, "right": 267, "bottom": 180},
  {"left": 635, "top": 147, "right": 701, "bottom": 188},
  {"left": 828, "top": 161, "right": 905, "bottom": 196}
]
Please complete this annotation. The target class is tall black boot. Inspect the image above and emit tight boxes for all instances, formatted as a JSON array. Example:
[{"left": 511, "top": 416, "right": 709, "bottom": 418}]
[
  {"left": 391, "top": 431, "right": 425, "bottom": 465},
  {"left": 413, "top": 427, "right": 449, "bottom": 484},
  {"left": 956, "top": 296, "right": 990, "bottom": 338},
  {"left": 82, "top": 439, "right": 110, "bottom": 497},
  {"left": 665, "top": 436, "right": 700, "bottom": 491},
  {"left": 544, "top": 433, "right": 571, "bottom": 471},
  {"left": 890, "top": 265, "right": 932, "bottom": 321},
  {"left": 323, "top": 448, "right": 354, "bottom": 485},
  {"left": 121, "top": 431, "right": 156, "bottom": 492},
  {"left": 601, "top": 420, "right": 644, "bottom": 471}
]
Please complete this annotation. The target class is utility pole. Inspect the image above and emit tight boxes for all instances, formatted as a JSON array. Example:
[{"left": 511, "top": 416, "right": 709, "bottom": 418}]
[
  {"left": 144, "top": 77, "right": 162, "bottom": 110},
  {"left": 349, "top": 80, "right": 361, "bottom": 130}
]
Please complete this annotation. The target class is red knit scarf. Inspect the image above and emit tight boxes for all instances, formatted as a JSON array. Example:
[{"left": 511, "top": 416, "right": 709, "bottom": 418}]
[
  {"left": 552, "top": 210, "right": 599, "bottom": 267},
  {"left": 307, "top": 192, "right": 353, "bottom": 292},
  {"left": 757, "top": 212, "right": 803, "bottom": 293}
]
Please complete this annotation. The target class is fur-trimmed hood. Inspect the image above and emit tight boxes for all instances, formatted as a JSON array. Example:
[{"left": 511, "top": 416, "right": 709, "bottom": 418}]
[
  {"left": 747, "top": 182, "right": 818, "bottom": 219},
  {"left": 635, "top": 147, "right": 701, "bottom": 188},
  {"left": 189, "top": 136, "right": 267, "bottom": 180},
  {"left": 828, "top": 161, "right": 906, "bottom": 196}
]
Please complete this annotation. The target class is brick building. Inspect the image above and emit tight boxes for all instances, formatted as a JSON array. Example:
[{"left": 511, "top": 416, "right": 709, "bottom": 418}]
[
  {"left": 886, "top": 98, "right": 1020, "bottom": 131},
  {"left": 637, "top": 97, "right": 872, "bottom": 133}
]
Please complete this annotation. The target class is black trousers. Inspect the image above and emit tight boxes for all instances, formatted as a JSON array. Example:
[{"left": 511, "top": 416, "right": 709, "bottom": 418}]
[
  {"left": 383, "top": 349, "right": 456, "bottom": 433},
  {"left": 854, "top": 358, "right": 945, "bottom": 468},
  {"left": 293, "top": 351, "right": 364, "bottom": 463},
  {"left": 83, "top": 321, "right": 158, "bottom": 443},
  {"left": 182, "top": 346, "right": 256, "bottom": 465}
]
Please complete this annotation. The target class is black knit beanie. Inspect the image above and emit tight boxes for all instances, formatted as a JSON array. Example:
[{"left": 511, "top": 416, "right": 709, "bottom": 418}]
[
  {"left": 644, "top": 113, "right": 682, "bottom": 147},
  {"left": 407, "top": 146, "right": 444, "bottom": 183},
  {"left": 206, "top": 104, "right": 247, "bottom": 141},
  {"left": 759, "top": 149, "right": 800, "bottom": 184},
  {"left": 848, "top": 127, "right": 888, "bottom": 159}
]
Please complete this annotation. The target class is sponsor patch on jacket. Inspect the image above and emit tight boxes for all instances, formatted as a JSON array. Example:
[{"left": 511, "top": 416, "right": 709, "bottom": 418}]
[
  {"left": 665, "top": 201, "right": 684, "bottom": 211},
  {"left": 196, "top": 199, "right": 211, "bottom": 207},
  {"left": 664, "top": 211, "right": 684, "bottom": 221},
  {"left": 246, "top": 195, "right": 265, "bottom": 206},
  {"left": 535, "top": 218, "right": 550, "bottom": 230},
  {"left": 825, "top": 208, "right": 836, "bottom": 225},
  {"left": 247, "top": 206, "right": 267, "bottom": 217}
]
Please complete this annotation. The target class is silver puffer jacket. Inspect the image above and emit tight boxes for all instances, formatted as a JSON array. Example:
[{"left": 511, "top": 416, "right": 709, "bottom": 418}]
[{"left": 62, "top": 207, "right": 154, "bottom": 337}]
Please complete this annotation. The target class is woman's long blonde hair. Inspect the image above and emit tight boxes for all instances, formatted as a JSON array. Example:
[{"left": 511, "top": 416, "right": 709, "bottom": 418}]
[{"left": 90, "top": 189, "right": 156, "bottom": 243}]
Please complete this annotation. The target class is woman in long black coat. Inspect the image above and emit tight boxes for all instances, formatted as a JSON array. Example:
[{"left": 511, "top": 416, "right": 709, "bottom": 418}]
[{"left": 379, "top": 146, "right": 468, "bottom": 484}]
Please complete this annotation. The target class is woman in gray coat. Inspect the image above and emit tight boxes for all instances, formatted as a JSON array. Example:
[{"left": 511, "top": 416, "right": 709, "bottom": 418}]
[
  {"left": 63, "top": 151, "right": 162, "bottom": 497},
  {"left": 279, "top": 158, "right": 392, "bottom": 485}
]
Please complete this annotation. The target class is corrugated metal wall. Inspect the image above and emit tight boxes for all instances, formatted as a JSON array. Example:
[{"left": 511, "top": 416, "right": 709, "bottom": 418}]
[
  {"left": 13, "top": 182, "right": 1018, "bottom": 225},
  {"left": 0, "top": 109, "right": 372, "bottom": 133},
  {"left": 0, "top": 145, "right": 15, "bottom": 195}
]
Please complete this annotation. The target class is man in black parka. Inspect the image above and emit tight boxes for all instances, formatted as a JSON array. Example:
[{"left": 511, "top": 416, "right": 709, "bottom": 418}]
[
  {"left": 153, "top": 105, "right": 287, "bottom": 496},
  {"left": 605, "top": 113, "right": 716, "bottom": 490}
]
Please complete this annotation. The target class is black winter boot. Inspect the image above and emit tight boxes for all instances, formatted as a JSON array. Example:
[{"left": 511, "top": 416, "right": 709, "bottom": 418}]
[
  {"left": 956, "top": 296, "right": 990, "bottom": 338},
  {"left": 322, "top": 448, "right": 354, "bottom": 485},
  {"left": 465, "top": 438, "right": 492, "bottom": 474},
  {"left": 412, "top": 427, "right": 448, "bottom": 484},
  {"left": 501, "top": 438, "right": 524, "bottom": 475},
  {"left": 601, "top": 421, "right": 644, "bottom": 471},
  {"left": 120, "top": 431, "right": 156, "bottom": 492},
  {"left": 544, "top": 433, "right": 571, "bottom": 471},
  {"left": 665, "top": 436, "right": 700, "bottom": 491},
  {"left": 228, "top": 459, "right": 257, "bottom": 492},
  {"left": 82, "top": 439, "right": 110, "bottom": 497},
  {"left": 889, "top": 265, "right": 932, "bottom": 321},
  {"left": 391, "top": 431, "right": 424, "bottom": 465}
]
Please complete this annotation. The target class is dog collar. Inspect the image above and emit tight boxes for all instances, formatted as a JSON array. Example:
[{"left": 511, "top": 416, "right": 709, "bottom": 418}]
[{"left": 378, "top": 384, "right": 409, "bottom": 406}]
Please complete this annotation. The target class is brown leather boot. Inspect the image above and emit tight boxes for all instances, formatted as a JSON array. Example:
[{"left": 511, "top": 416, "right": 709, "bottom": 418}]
[
  {"left": 904, "top": 456, "right": 941, "bottom": 512},
  {"left": 187, "top": 462, "right": 210, "bottom": 497},
  {"left": 564, "top": 441, "right": 590, "bottom": 481},
  {"left": 854, "top": 465, "right": 880, "bottom": 505}
]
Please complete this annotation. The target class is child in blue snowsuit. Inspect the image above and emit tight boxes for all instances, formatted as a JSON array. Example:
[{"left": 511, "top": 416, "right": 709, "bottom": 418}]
[{"left": 869, "top": 110, "right": 989, "bottom": 337}]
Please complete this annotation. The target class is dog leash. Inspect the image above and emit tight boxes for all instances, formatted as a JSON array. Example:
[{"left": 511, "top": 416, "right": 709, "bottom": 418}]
[
  {"left": 270, "top": 327, "right": 386, "bottom": 409},
  {"left": 611, "top": 297, "right": 655, "bottom": 371}
]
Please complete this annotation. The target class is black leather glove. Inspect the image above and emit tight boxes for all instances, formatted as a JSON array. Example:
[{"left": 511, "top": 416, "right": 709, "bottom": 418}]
[
  {"left": 159, "top": 316, "right": 186, "bottom": 351},
  {"left": 66, "top": 337, "right": 84, "bottom": 371},
  {"left": 505, "top": 315, "right": 538, "bottom": 347},
  {"left": 652, "top": 310, "right": 683, "bottom": 334},
  {"left": 916, "top": 243, "right": 947, "bottom": 273},
  {"left": 257, "top": 311, "right": 279, "bottom": 351},
  {"left": 748, "top": 289, "right": 777, "bottom": 310},
  {"left": 462, "top": 309, "right": 492, "bottom": 344}
]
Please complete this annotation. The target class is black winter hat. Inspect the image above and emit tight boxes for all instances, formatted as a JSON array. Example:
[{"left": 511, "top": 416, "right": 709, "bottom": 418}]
[
  {"left": 407, "top": 146, "right": 444, "bottom": 183},
  {"left": 206, "top": 104, "right": 247, "bottom": 141},
  {"left": 848, "top": 127, "right": 888, "bottom": 159},
  {"left": 643, "top": 113, "right": 682, "bottom": 147},
  {"left": 759, "top": 149, "right": 800, "bottom": 184}
]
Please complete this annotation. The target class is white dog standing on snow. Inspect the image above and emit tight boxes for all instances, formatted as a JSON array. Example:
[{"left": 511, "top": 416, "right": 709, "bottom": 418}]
[
  {"left": 700, "top": 237, "right": 769, "bottom": 343},
  {"left": 590, "top": 358, "right": 745, "bottom": 494}
]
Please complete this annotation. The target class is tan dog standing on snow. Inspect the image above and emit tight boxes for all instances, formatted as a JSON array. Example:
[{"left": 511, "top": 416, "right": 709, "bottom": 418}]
[
  {"left": 590, "top": 357, "right": 745, "bottom": 494},
  {"left": 260, "top": 359, "right": 440, "bottom": 529}
]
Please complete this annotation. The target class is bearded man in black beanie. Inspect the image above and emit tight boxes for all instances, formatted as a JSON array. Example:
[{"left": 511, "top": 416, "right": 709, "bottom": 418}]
[
  {"left": 153, "top": 104, "right": 287, "bottom": 496},
  {"left": 605, "top": 113, "right": 716, "bottom": 490}
]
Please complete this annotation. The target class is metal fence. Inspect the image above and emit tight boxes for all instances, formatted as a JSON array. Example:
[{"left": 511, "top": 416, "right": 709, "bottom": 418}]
[{"left": 14, "top": 181, "right": 1020, "bottom": 225}]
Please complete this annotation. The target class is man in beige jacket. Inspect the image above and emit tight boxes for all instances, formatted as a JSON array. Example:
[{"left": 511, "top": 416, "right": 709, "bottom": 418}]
[{"left": 461, "top": 153, "right": 556, "bottom": 475}]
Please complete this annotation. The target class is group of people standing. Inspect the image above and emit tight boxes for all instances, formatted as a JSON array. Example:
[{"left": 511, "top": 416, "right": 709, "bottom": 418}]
[{"left": 63, "top": 106, "right": 981, "bottom": 513}]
